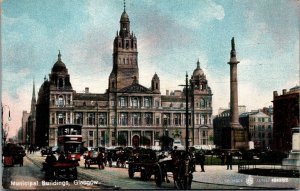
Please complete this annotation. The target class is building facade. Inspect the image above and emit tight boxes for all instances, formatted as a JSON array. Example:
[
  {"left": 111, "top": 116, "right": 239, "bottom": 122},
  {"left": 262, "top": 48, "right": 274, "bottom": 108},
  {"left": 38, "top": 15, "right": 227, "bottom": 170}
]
[
  {"left": 240, "top": 109, "right": 273, "bottom": 150},
  {"left": 35, "top": 7, "right": 214, "bottom": 148},
  {"left": 272, "top": 86, "right": 300, "bottom": 153}
]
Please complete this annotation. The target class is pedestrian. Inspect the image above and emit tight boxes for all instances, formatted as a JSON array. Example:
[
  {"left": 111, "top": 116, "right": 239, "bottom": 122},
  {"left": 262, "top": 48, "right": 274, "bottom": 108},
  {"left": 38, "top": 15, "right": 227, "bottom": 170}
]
[
  {"left": 18, "top": 151, "right": 24, "bottom": 167},
  {"left": 58, "top": 151, "right": 66, "bottom": 162},
  {"left": 226, "top": 152, "right": 233, "bottom": 170},
  {"left": 42, "top": 151, "right": 57, "bottom": 171},
  {"left": 97, "top": 151, "right": 104, "bottom": 169},
  {"left": 199, "top": 152, "right": 205, "bottom": 172}
]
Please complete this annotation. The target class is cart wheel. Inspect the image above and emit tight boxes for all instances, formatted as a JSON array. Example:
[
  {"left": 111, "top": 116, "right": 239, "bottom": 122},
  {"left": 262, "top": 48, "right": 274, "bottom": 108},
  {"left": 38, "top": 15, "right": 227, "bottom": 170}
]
[
  {"left": 155, "top": 164, "right": 162, "bottom": 187},
  {"left": 128, "top": 166, "right": 134, "bottom": 179}
]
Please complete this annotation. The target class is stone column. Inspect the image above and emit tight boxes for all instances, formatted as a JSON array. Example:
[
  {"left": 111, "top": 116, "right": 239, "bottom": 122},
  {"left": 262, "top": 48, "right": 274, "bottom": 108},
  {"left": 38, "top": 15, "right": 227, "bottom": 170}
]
[
  {"left": 227, "top": 37, "right": 248, "bottom": 150},
  {"left": 228, "top": 37, "right": 240, "bottom": 129}
]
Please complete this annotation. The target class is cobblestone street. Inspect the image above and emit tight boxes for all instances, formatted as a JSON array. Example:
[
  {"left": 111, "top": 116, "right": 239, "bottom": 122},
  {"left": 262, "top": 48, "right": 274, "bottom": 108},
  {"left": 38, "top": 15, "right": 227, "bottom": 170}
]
[{"left": 3, "top": 152, "right": 299, "bottom": 190}]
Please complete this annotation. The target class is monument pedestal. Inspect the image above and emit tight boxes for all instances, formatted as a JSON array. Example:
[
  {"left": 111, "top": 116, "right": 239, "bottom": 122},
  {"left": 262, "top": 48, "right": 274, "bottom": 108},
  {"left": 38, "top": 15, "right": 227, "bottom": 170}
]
[{"left": 282, "top": 127, "right": 300, "bottom": 170}]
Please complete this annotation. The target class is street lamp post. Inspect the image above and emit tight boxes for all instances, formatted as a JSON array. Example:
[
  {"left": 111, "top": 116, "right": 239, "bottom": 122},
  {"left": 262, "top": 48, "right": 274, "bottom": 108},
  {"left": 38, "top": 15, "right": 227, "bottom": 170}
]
[
  {"left": 189, "top": 79, "right": 195, "bottom": 146},
  {"left": 179, "top": 73, "right": 190, "bottom": 152},
  {"left": 96, "top": 102, "right": 99, "bottom": 148}
]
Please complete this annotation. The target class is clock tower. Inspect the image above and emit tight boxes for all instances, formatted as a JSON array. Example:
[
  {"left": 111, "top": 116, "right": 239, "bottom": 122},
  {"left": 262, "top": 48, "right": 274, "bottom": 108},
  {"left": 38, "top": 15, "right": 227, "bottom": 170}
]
[{"left": 109, "top": 4, "right": 138, "bottom": 92}]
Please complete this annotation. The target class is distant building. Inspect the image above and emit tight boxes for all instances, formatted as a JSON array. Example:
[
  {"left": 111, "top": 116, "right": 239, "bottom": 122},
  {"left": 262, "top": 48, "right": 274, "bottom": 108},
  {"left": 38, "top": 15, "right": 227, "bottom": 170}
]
[
  {"left": 272, "top": 86, "right": 300, "bottom": 153},
  {"left": 214, "top": 106, "right": 273, "bottom": 150},
  {"left": 240, "top": 109, "right": 273, "bottom": 150},
  {"left": 28, "top": 81, "right": 37, "bottom": 146},
  {"left": 213, "top": 106, "right": 245, "bottom": 149},
  {"left": 35, "top": 7, "right": 214, "bottom": 148},
  {"left": 20, "top": 110, "right": 30, "bottom": 144}
]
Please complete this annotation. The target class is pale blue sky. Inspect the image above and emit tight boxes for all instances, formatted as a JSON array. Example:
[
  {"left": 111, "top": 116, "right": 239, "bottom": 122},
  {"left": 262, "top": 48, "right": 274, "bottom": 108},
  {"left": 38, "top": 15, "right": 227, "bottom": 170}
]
[{"left": 2, "top": 0, "right": 299, "bottom": 138}]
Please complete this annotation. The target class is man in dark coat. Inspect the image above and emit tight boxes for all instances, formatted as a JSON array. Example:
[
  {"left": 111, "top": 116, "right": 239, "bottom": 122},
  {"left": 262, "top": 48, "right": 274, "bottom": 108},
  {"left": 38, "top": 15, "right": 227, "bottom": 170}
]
[
  {"left": 199, "top": 152, "right": 205, "bottom": 172},
  {"left": 226, "top": 152, "right": 233, "bottom": 170}
]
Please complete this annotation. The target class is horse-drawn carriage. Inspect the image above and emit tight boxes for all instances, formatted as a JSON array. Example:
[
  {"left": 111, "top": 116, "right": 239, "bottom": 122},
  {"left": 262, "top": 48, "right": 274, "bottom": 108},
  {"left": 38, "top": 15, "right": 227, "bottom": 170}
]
[
  {"left": 44, "top": 161, "right": 79, "bottom": 180},
  {"left": 84, "top": 150, "right": 99, "bottom": 168},
  {"left": 127, "top": 148, "right": 163, "bottom": 186},
  {"left": 127, "top": 148, "right": 194, "bottom": 189}
]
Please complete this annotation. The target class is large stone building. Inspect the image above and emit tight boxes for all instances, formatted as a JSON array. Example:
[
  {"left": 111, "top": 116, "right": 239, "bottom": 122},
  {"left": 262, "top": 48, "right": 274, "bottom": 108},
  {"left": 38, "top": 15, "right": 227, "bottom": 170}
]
[
  {"left": 239, "top": 109, "right": 273, "bottom": 150},
  {"left": 272, "top": 86, "right": 300, "bottom": 153},
  {"left": 35, "top": 7, "right": 214, "bottom": 148}
]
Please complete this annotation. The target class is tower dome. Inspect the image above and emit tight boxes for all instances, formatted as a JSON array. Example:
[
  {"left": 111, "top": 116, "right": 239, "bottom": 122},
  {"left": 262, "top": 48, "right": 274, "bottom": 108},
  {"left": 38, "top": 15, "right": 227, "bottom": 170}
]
[
  {"left": 120, "top": 11, "right": 129, "bottom": 22},
  {"left": 51, "top": 51, "right": 67, "bottom": 73},
  {"left": 193, "top": 59, "right": 204, "bottom": 77}
]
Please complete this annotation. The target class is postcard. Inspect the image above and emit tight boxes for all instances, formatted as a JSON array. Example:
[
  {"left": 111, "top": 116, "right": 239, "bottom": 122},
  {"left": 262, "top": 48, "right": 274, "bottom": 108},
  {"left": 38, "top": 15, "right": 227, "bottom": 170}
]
[{"left": 1, "top": 0, "right": 299, "bottom": 190}]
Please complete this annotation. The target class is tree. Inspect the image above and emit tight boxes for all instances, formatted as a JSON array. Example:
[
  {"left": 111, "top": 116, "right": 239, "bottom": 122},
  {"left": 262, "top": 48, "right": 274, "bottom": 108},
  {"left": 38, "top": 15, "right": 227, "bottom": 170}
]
[{"left": 172, "top": 129, "right": 182, "bottom": 139}]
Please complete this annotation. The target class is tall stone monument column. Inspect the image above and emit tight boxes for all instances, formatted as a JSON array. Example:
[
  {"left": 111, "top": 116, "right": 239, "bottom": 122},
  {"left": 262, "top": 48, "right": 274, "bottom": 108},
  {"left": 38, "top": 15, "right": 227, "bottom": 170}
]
[{"left": 227, "top": 37, "right": 248, "bottom": 150}]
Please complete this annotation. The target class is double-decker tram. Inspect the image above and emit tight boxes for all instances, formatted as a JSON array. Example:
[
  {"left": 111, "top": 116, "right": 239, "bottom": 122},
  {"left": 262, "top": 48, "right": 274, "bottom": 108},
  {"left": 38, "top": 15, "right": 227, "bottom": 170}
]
[{"left": 57, "top": 124, "right": 83, "bottom": 161}]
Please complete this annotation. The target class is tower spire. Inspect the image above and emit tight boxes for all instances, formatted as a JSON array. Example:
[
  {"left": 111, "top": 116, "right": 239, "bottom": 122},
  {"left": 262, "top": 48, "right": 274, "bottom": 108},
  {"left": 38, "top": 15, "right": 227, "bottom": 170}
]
[
  {"left": 230, "top": 37, "right": 236, "bottom": 58},
  {"left": 58, "top": 50, "right": 62, "bottom": 61},
  {"left": 32, "top": 78, "right": 36, "bottom": 100},
  {"left": 124, "top": 0, "right": 126, "bottom": 12},
  {"left": 197, "top": 59, "right": 200, "bottom": 69}
]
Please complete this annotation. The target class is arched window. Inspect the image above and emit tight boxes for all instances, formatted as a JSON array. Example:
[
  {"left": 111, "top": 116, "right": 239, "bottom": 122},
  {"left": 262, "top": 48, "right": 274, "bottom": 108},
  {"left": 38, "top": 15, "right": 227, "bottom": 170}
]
[
  {"left": 120, "top": 113, "right": 127, "bottom": 126},
  {"left": 58, "top": 78, "right": 64, "bottom": 88},
  {"left": 75, "top": 113, "right": 83, "bottom": 124},
  {"left": 132, "top": 97, "right": 139, "bottom": 108},
  {"left": 132, "top": 113, "right": 141, "bottom": 126},
  {"left": 58, "top": 96, "right": 64, "bottom": 107},
  {"left": 144, "top": 97, "right": 151, "bottom": 108},
  {"left": 200, "top": 99, "right": 206, "bottom": 108},
  {"left": 58, "top": 113, "right": 65, "bottom": 124}
]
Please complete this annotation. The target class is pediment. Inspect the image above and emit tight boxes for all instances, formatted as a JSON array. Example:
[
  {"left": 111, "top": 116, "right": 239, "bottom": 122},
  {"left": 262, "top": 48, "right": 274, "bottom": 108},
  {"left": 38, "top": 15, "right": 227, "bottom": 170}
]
[{"left": 119, "top": 83, "right": 152, "bottom": 93}]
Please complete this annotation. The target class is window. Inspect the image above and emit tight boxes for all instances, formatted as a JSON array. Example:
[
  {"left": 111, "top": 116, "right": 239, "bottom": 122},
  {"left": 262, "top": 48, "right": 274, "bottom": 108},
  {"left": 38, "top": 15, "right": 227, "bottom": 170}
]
[
  {"left": 75, "top": 113, "right": 83, "bottom": 124},
  {"left": 58, "top": 112, "right": 65, "bottom": 124},
  {"left": 200, "top": 115, "right": 204, "bottom": 125},
  {"left": 88, "top": 113, "right": 95, "bottom": 126},
  {"left": 58, "top": 96, "right": 64, "bottom": 107},
  {"left": 99, "top": 113, "right": 107, "bottom": 126},
  {"left": 119, "top": 97, "right": 127, "bottom": 107},
  {"left": 174, "top": 114, "right": 181, "bottom": 126},
  {"left": 120, "top": 113, "right": 128, "bottom": 126},
  {"left": 144, "top": 97, "right": 151, "bottom": 108},
  {"left": 145, "top": 113, "right": 153, "bottom": 125},
  {"left": 132, "top": 113, "right": 141, "bottom": 126},
  {"left": 132, "top": 97, "right": 139, "bottom": 108},
  {"left": 162, "top": 114, "right": 170, "bottom": 126},
  {"left": 200, "top": 99, "right": 206, "bottom": 108},
  {"left": 89, "top": 131, "right": 94, "bottom": 137},
  {"left": 58, "top": 78, "right": 64, "bottom": 88}
]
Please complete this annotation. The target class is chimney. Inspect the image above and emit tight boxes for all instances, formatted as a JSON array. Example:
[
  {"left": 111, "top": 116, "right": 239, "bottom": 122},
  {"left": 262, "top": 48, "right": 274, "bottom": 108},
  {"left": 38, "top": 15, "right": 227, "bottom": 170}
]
[
  {"left": 273, "top": 91, "right": 278, "bottom": 98},
  {"left": 282, "top": 89, "right": 287, "bottom": 95},
  {"left": 85, "top": 87, "right": 89, "bottom": 93},
  {"left": 166, "top": 90, "right": 169, "bottom": 96}
]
